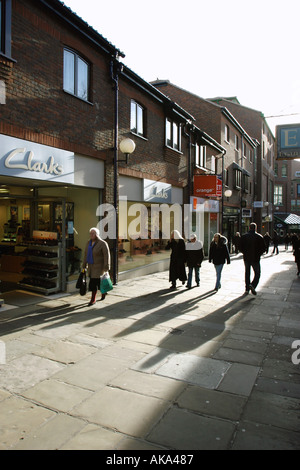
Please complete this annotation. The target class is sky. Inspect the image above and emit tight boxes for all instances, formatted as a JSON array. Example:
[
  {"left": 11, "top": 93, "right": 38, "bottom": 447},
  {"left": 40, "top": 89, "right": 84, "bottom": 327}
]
[{"left": 64, "top": 0, "right": 300, "bottom": 136}]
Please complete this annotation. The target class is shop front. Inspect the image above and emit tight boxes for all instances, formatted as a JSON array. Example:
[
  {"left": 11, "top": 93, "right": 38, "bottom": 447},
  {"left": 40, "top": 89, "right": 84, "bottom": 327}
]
[
  {"left": 118, "top": 176, "right": 185, "bottom": 279},
  {"left": 223, "top": 206, "right": 240, "bottom": 252},
  {"left": 190, "top": 196, "right": 220, "bottom": 256},
  {"left": 0, "top": 134, "right": 104, "bottom": 294}
]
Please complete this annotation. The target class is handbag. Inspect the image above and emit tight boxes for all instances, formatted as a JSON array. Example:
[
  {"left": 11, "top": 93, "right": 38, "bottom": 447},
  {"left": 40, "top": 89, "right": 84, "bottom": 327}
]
[
  {"left": 76, "top": 270, "right": 87, "bottom": 296},
  {"left": 100, "top": 272, "right": 113, "bottom": 294}
]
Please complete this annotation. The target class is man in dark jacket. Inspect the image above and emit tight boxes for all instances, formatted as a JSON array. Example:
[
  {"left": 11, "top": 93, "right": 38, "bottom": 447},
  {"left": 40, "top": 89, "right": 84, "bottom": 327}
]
[
  {"left": 240, "top": 223, "right": 266, "bottom": 295},
  {"left": 186, "top": 234, "right": 204, "bottom": 289}
]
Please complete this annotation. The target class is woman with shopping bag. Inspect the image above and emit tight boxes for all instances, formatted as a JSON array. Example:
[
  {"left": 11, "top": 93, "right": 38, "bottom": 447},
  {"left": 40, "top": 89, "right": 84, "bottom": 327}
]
[{"left": 82, "top": 227, "right": 111, "bottom": 306}]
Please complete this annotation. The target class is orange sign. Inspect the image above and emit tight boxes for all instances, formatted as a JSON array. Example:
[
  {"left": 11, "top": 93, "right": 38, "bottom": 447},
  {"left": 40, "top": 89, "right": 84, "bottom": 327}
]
[{"left": 194, "top": 175, "right": 222, "bottom": 198}]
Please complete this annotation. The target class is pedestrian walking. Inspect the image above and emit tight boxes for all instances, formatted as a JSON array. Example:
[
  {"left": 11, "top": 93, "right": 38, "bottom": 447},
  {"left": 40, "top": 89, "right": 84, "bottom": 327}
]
[
  {"left": 272, "top": 230, "right": 279, "bottom": 255},
  {"left": 166, "top": 230, "right": 187, "bottom": 289},
  {"left": 263, "top": 232, "right": 272, "bottom": 254},
  {"left": 209, "top": 233, "right": 230, "bottom": 291},
  {"left": 82, "top": 227, "right": 111, "bottom": 306},
  {"left": 233, "top": 232, "right": 241, "bottom": 254},
  {"left": 284, "top": 233, "right": 291, "bottom": 250},
  {"left": 185, "top": 234, "right": 204, "bottom": 289},
  {"left": 293, "top": 234, "right": 300, "bottom": 276},
  {"left": 239, "top": 222, "right": 266, "bottom": 295}
]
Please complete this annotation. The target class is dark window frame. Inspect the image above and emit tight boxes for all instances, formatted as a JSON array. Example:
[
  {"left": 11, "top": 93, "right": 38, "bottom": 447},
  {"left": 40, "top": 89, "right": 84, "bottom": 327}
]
[
  {"left": 0, "top": 0, "right": 12, "bottom": 58},
  {"left": 166, "top": 118, "right": 181, "bottom": 151},
  {"left": 130, "top": 100, "right": 146, "bottom": 137},
  {"left": 63, "top": 47, "right": 90, "bottom": 102}
]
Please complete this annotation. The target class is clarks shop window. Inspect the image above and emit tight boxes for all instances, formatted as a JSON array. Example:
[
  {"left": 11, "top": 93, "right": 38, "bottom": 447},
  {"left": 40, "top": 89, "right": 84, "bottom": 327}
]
[{"left": 63, "top": 48, "right": 90, "bottom": 101}]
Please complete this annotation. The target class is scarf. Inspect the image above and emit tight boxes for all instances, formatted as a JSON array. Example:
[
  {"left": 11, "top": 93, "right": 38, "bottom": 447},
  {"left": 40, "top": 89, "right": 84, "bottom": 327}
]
[{"left": 87, "top": 240, "right": 95, "bottom": 264}]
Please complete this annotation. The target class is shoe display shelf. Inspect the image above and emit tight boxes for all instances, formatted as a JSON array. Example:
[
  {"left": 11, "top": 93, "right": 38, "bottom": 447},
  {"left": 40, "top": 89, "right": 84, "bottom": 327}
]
[{"left": 18, "top": 243, "right": 61, "bottom": 295}]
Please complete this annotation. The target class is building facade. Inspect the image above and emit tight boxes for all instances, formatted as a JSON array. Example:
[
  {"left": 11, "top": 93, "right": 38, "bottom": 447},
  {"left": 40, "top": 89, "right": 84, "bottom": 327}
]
[
  {"left": 1, "top": 0, "right": 224, "bottom": 293},
  {"left": 209, "top": 98, "right": 276, "bottom": 235},
  {"left": 152, "top": 81, "right": 257, "bottom": 249},
  {"left": 274, "top": 159, "right": 300, "bottom": 235}
]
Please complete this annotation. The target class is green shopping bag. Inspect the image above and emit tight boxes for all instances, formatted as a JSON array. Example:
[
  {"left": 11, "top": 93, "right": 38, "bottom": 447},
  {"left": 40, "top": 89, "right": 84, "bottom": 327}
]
[{"left": 100, "top": 272, "right": 113, "bottom": 294}]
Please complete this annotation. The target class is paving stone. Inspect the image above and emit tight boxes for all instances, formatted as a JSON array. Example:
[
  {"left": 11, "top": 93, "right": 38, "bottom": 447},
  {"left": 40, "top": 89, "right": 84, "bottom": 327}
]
[
  {"left": 53, "top": 354, "right": 130, "bottom": 391},
  {"left": 233, "top": 421, "right": 300, "bottom": 450},
  {"left": 0, "top": 354, "right": 65, "bottom": 393},
  {"left": 256, "top": 377, "right": 300, "bottom": 399},
  {"left": 14, "top": 414, "right": 85, "bottom": 450},
  {"left": 261, "top": 358, "right": 300, "bottom": 383},
  {"left": 147, "top": 407, "right": 235, "bottom": 450},
  {"left": 177, "top": 385, "right": 247, "bottom": 420},
  {"left": 213, "top": 347, "right": 263, "bottom": 366},
  {"left": 35, "top": 340, "right": 96, "bottom": 364},
  {"left": 243, "top": 391, "right": 300, "bottom": 432},
  {"left": 155, "top": 353, "right": 231, "bottom": 389},
  {"left": 217, "top": 363, "right": 259, "bottom": 396},
  {"left": 0, "top": 396, "right": 55, "bottom": 450},
  {"left": 109, "top": 369, "right": 186, "bottom": 400},
  {"left": 60, "top": 424, "right": 124, "bottom": 450},
  {"left": 22, "top": 379, "right": 93, "bottom": 412},
  {"left": 71, "top": 387, "right": 169, "bottom": 438}
]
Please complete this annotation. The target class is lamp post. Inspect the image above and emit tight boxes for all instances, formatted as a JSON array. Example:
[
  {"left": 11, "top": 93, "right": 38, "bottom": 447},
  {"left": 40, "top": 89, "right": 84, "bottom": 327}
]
[
  {"left": 119, "top": 138, "right": 136, "bottom": 164},
  {"left": 113, "top": 137, "right": 136, "bottom": 284},
  {"left": 221, "top": 188, "right": 232, "bottom": 234}
]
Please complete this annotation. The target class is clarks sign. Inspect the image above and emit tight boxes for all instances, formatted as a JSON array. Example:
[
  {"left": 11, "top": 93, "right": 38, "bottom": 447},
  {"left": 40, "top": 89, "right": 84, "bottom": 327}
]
[
  {"left": 0, "top": 134, "right": 74, "bottom": 184},
  {"left": 5, "top": 149, "right": 64, "bottom": 176}
]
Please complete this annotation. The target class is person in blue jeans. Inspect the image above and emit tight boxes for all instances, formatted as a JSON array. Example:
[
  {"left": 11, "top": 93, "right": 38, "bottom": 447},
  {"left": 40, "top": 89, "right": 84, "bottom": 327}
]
[
  {"left": 186, "top": 234, "right": 204, "bottom": 289},
  {"left": 209, "top": 233, "right": 231, "bottom": 291}
]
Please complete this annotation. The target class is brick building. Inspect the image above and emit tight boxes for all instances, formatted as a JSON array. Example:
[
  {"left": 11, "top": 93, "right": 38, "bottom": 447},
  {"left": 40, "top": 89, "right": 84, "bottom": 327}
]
[
  {"left": 274, "top": 159, "right": 300, "bottom": 235},
  {"left": 0, "top": 0, "right": 223, "bottom": 292},
  {"left": 208, "top": 97, "right": 276, "bottom": 235},
  {"left": 152, "top": 81, "right": 257, "bottom": 248}
]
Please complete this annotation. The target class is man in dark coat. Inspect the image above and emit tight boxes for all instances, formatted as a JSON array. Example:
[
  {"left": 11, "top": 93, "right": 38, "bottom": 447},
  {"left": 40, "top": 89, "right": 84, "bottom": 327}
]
[
  {"left": 240, "top": 222, "right": 266, "bottom": 295},
  {"left": 186, "top": 234, "right": 204, "bottom": 289}
]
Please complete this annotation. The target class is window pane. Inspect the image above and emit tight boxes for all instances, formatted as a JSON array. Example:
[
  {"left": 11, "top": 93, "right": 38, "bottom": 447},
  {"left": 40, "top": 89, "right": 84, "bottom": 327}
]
[
  {"left": 137, "top": 104, "right": 144, "bottom": 135},
  {"left": 195, "top": 144, "right": 199, "bottom": 166},
  {"left": 173, "top": 122, "right": 178, "bottom": 149},
  {"left": 166, "top": 119, "right": 172, "bottom": 146},
  {"left": 63, "top": 50, "right": 75, "bottom": 94},
  {"left": 130, "top": 101, "right": 137, "bottom": 133},
  {"left": 77, "top": 57, "right": 88, "bottom": 100}
]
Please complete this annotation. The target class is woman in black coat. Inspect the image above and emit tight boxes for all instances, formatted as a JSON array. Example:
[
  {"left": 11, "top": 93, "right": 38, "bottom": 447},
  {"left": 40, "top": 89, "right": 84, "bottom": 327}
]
[
  {"left": 166, "top": 230, "right": 187, "bottom": 289},
  {"left": 209, "top": 233, "right": 230, "bottom": 290}
]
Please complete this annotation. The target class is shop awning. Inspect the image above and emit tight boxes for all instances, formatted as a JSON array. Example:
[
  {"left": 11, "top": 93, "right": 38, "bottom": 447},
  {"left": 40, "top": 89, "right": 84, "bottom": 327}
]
[{"left": 275, "top": 213, "right": 300, "bottom": 225}]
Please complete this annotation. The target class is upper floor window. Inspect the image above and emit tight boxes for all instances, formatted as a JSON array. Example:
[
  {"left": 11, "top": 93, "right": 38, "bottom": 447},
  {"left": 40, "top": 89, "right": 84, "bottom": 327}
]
[
  {"left": 235, "top": 135, "right": 239, "bottom": 151},
  {"left": 234, "top": 169, "right": 242, "bottom": 189},
  {"left": 166, "top": 118, "right": 180, "bottom": 151},
  {"left": 130, "top": 100, "right": 145, "bottom": 137},
  {"left": 243, "top": 142, "right": 247, "bottom": 158},
  {"left": 63, "top": 48, "right": 90, "bottom": 101},
  {"left": 281, "top": 163, "right": 288, "bottom": 178},
  {"left": 224, "top": 124, "right": 230, "bottom": 143},
  {"left": 195, "top": 144, "right": 206, "bottom": 168},
  {"left": 0, "top": 0, "right": 12, "bottom": 57},
  {"left": 274, "top": 185, "right": 283, "bottom": 205}
]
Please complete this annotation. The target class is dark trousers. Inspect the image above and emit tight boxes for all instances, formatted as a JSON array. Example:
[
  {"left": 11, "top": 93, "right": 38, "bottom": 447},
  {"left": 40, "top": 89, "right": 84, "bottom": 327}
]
[{"left": 244, "top": 261, "right": 261, "bottom": 290}]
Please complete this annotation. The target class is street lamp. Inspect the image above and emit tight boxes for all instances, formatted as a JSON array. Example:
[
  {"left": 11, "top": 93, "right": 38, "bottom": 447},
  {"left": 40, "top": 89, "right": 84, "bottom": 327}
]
[
  {"left": 113, "top": 138, "right": 136, "bottom": 285},
  {"left": 224, "top": 189, "right": 233, "bottom": 199},
  {"left": 118, "top": 138, "right": 136, "bottom": 164}
]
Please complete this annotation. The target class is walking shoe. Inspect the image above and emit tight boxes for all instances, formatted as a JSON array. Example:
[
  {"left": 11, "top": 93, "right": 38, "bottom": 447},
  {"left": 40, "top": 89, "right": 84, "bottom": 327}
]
[{"left": 249, "top": 284, "right": 257, "bottom": 295}]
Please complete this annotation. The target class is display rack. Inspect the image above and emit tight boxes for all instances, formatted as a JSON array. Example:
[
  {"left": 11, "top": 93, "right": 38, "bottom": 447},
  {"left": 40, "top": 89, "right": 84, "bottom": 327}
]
[{"left": 18, "top": 242, "right": 61, "bottom": 295}]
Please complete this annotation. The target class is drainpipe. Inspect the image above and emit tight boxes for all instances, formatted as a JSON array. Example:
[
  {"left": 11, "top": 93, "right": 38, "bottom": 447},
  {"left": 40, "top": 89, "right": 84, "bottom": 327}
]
[{"left": 110, "top": 56, "right": 123, "bottom": 285}]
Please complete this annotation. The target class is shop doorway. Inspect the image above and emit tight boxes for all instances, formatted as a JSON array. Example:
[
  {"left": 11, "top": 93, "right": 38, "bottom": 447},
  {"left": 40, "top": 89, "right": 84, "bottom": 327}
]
[{"left": 0, "top": 193, "right": 76, "bottom": 295}]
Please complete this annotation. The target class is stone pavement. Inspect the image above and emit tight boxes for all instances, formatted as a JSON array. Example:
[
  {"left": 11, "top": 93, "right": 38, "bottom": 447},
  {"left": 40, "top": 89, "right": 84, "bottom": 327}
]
[{"left": 0, "top": 248, "right": 299, "bottom": 451}]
